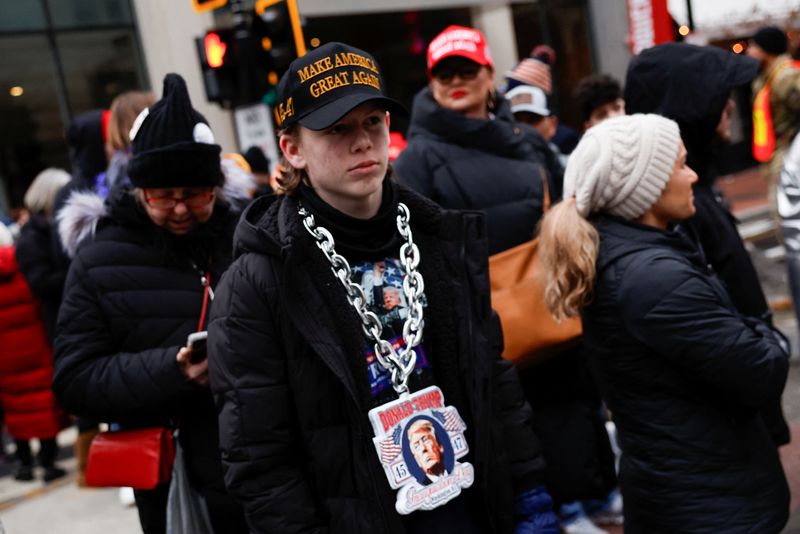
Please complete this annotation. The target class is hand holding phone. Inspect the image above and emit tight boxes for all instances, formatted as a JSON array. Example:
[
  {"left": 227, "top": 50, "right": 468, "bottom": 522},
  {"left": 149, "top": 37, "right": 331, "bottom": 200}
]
[{"left": 187, "top": 331, "right": 208, "bottom": 364}]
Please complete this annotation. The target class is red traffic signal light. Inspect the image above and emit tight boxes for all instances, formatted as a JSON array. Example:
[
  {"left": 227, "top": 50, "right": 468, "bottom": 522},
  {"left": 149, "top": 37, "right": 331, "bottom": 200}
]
[
  {"left": 196, "top": 29, "right": 238, "bottom": 106},
  {"left": 204, "top": 32, "right": 228, "bottom": 68}
]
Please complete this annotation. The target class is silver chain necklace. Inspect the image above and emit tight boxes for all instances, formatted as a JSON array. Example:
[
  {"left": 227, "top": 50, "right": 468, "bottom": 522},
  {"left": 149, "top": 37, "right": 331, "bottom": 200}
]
[{"left": 298, "top": 202, "right": 425, "bottom": 395}]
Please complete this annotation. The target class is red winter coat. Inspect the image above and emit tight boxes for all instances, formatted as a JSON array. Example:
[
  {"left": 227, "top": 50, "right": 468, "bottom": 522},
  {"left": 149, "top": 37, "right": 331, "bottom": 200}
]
[{"left": 0, "top": 245, "right": 66, "bottom": 439}]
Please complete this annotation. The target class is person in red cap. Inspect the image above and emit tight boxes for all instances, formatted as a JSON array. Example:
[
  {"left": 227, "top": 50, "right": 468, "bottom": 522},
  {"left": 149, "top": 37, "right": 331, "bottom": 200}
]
[{"left": 395, "top": 25, "right": 563, "bottom": 254}]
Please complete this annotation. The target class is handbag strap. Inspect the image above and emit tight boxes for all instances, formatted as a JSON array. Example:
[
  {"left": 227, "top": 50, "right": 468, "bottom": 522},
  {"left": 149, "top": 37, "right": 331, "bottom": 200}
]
[{"left": 538, "top": 165, "right": 551, "bottom": 213}]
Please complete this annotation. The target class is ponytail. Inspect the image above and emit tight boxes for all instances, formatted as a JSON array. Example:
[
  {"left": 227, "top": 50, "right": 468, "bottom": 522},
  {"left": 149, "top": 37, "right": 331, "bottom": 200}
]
[{"left": 538, "top": 197, "right": 599, "bottom": 320}]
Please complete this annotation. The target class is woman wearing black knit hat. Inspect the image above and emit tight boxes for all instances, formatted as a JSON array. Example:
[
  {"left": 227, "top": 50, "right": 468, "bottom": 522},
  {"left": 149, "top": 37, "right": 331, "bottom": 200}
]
[{"left": 53, "top": 73, "right": 248, "bottom": 534}]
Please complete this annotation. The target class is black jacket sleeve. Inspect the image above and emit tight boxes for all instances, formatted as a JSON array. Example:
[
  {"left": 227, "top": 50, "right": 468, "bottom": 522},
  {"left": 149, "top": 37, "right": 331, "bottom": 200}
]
[
  {"left": 15, "top": 222, "right": 66, "bottom": 301},
  {"left": 52, "top": 253, "right": 194, "bottom": 423},
  {"left": 620, "top": 256, "right": 788, "bottom": 409},
  {"left": 488, "top": 311, "right": 547, "bottom": 493},
  {"left": 208, "top": 255, "right": 328, "bottom": 534}
]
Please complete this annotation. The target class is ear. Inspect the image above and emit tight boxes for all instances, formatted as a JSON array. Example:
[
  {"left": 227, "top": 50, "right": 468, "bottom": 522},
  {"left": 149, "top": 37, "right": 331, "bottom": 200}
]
[
  {"left": 279, "top": 133, "right": 306, "bottom": 170},
  {"left": 385, "top": 111, "right": 391, "bottom": 129}
]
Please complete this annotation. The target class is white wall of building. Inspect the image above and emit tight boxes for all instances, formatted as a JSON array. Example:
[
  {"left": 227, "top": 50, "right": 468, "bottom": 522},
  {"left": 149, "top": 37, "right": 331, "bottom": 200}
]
[
  {"left": 132, "top": 0, "right": 237, "bottom": 152},
  {"left": 471, "top": 4, "right": 519, "bottom": 86}
]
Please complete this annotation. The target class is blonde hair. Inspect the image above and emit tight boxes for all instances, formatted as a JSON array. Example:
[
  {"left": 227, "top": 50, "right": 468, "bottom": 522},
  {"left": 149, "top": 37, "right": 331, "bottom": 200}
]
[
  {"left": 538, "top": 197, "right": 599, "bottom": 320},
  {"left": 24, "top": 168, "right": 71, "bottom": 215},
  {"left": 107, "top": 91, "right": 156, "bottom": 150}
]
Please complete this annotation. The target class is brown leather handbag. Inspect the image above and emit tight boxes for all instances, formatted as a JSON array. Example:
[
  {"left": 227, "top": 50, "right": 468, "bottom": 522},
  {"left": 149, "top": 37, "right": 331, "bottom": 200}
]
[{"left": 488, "top": 170, "right": 582, "bottom": 366}]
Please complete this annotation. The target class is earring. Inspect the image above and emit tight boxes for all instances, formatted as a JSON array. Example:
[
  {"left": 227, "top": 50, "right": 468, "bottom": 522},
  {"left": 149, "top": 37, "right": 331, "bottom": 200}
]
[{"left": 487, "top": 88, "right": 497, "bottom": 112}]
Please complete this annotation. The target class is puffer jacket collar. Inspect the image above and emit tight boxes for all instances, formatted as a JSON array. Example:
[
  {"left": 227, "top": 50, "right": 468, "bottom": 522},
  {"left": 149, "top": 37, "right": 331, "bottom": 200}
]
[
  {"left": 594, "top": 214, "right": 706, "bottom": 276},
  {"left": 406, "top": 87, "right": 545, "bottom": 159}
]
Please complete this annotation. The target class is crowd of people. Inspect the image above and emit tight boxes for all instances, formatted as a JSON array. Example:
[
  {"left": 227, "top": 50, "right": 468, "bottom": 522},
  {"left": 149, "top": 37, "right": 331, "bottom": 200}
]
[{"left": 0, "top": 20, "right": 798, "bottom": 534}]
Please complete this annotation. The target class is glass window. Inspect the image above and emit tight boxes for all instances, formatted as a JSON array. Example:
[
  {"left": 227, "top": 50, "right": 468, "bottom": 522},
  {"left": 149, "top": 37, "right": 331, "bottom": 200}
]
[
  {"left": 47, "top": 0, "right": 133, "bottom": 29},
  {"left": 0, "top": 34, "right": 68, "bottom": 209},
  {"left": 0, "top": 0, "right": 46, "bottom": 32},
  {"left": 56, "top": 29, "right": 145, "bottom": 114}
]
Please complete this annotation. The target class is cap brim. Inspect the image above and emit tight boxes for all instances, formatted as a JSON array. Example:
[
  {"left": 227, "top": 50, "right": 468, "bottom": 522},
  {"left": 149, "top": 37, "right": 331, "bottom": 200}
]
[
  {"left": 428, "top": 52, "right": 493, "bottom": 75},
  {"left": 297, "top": 93, "right": 407, "bottom": 131},
  {"left": 511, "top": 104, "right": 550, "bottom": 117}
]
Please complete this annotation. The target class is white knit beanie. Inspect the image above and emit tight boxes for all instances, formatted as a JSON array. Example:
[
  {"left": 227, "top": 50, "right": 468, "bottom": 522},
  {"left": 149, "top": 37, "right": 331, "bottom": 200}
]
[{"left": 563, "top": 114, "right": 681, "bottom": 219}]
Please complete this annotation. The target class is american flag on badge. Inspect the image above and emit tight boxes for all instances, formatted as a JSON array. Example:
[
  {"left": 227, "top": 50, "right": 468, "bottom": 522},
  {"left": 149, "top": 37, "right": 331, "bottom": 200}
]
[
  {"left": 433, "top": 409, "right": 464, "bottom": 433},
  {"left": 379, "top": 425, "right": 403, "bottom": 463}
]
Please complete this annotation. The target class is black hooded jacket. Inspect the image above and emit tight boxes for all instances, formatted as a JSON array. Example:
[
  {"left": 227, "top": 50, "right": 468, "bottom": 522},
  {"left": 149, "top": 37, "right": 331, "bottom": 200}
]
[
  {"left": 207, "top": 183, "right": 547, "bottom": 533},
  {"left": 584, "top": 215, "right": 789, "bottom": 533},
  {"left": 55, "top": 110, "right": 108, "bottom": 214},
  {"left": 625, "top": 43, "right": 789, "bottom": 445},
  {"left": 15, "top": 213, "right": 66, "bottom": 342},
  {"left": 52, "top": 186, "right": 247, "bottom": 532},
  {"left": 394, "top": 87, "right": 562, "bottom": 255},
  {"left": 625, "top": 43, "right": 769, "bottom": 319}
]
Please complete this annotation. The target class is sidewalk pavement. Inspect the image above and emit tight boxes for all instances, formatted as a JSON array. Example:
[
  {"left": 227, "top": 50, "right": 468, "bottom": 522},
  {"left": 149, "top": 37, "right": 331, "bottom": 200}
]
[{"left": 0, "top": 427, "right": 140, "bottom": 534}]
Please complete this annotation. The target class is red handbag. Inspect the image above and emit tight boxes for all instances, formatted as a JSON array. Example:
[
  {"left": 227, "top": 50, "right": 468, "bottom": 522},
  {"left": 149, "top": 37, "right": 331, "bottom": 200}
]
[{"left": 85, "top": 427, "right": 175, "bottom": 490}]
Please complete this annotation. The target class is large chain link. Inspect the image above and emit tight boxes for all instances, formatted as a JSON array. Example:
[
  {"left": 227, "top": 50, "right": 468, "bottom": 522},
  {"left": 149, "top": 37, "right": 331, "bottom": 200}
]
[{"left": 298, "top": 202, "right": 424, "bottom": 395}]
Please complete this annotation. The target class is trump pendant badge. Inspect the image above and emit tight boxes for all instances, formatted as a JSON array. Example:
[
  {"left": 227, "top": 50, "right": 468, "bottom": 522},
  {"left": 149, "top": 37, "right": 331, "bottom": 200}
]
[{"left": 368, "top": 385, "right": 474, "bottom": 514}]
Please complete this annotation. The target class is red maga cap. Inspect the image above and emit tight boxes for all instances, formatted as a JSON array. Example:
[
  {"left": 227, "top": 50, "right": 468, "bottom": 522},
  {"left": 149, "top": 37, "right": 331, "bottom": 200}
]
[{"left": 427, "top": 25, "right": 493, "bottom": 74}]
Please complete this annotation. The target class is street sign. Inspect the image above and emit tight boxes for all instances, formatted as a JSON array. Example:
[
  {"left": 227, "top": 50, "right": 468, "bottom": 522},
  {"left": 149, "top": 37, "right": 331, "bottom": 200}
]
[{"left": 234, "top": 103, "right": 279, "bottom": 173}]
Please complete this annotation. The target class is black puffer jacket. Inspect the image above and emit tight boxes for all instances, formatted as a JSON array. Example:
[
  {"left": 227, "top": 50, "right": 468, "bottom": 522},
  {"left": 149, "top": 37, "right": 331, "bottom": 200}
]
[
  {"left": 52, "top": 186, "right": 247, "bottom": 533},
  {"left": 583, "top": 215, "right": 789, "bottom": 533},
  {"left": 625, "top": 43, "right": 768, "bottom": 319},
  {"left": 625, "top": 43, "right": 790, "bottom": 445},
  {"left": 16, "top": 213, "right": 66, "bottom": 343},
  {"left": 207, "top": 185, "right": 547, "bottom": 533},
  {"left": 394, "top": 87, "right": 562, "bottom": 255}
]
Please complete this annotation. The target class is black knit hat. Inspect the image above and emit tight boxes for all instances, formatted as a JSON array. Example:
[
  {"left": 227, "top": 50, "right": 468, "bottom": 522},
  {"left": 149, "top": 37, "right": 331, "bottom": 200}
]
[
  {"left": 243, "top": 146, "right": 271, "bottom": 173},
  {"left": 127, "top": 73, "right": 224, "bottom": 188},
  {"left": 752, "top": 26, "right": 788, "bottom": 56}
]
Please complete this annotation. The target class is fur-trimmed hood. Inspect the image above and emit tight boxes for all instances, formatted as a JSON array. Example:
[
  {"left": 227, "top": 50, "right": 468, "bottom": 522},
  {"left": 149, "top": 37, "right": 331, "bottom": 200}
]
[
  {"left": 57, "top": 177, "right": 252, "bottom": 259},
  {"left": 57, "top": 190, "right": 107, "bottom": 259}
]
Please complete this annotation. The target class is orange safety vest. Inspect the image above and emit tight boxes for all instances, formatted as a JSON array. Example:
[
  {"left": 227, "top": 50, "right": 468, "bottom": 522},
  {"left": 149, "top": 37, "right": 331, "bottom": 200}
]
[{"left": 753, "top": 60, "right": 800, "bottom": 163}]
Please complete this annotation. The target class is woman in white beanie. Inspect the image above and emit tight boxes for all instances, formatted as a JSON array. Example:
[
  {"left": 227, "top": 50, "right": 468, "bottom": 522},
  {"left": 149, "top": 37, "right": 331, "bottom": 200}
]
[{"left": 539, "top": 114, "right": 790, "bottom": 533}]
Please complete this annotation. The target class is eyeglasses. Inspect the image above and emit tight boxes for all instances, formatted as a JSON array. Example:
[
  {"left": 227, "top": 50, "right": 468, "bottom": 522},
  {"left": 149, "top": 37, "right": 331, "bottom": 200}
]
[
  {"left": 143, "top": 188, "right": 215, "bottom": 210},
  {"left": 432, "top": 62, "right": 482, "bottom": 84}
]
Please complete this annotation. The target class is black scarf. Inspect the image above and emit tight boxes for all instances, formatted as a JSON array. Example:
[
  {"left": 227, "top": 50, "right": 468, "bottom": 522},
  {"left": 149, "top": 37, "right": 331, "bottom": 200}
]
[{"left": 298, "top": 176, "right": 401, "bottom": 261}]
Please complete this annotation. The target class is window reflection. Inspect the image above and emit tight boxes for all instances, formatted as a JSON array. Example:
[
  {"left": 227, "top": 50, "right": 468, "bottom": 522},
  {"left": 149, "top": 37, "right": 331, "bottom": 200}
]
[
  {"left": 0, "top": 1, "right": 46, "bottom": 32},
  {"left": 47, "top": 0, "right": 133, "bottom": 29}
]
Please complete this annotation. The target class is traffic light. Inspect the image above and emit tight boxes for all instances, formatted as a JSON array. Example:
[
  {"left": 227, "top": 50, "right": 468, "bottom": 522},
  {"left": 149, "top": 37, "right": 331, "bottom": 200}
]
[
  {"left": 253, "top": 0, "right": 307, "bottom": 75},
  {"left": 196, "top": 29, "right": 238, "bottom": 106}
]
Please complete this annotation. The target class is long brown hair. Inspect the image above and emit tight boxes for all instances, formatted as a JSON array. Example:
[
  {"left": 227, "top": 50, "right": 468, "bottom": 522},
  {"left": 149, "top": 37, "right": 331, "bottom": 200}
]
[
  {"left": 274, "top": 124, "right": 307, "bottom": 196},
  {"left": 538, "top": 197, "right": 600, "bottom": 320},
  {"left": 108, "top": 90, "right": 156, "bottom": 151}
]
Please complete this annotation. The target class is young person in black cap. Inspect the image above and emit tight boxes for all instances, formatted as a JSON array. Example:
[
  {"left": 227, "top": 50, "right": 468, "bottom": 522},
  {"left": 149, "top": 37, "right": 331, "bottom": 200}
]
[
  {"left": 53, "top": 73, "right": 248, "bottom": 534},
  {"left": 207, "top": 41, "right": 558, "bottom": 534}
]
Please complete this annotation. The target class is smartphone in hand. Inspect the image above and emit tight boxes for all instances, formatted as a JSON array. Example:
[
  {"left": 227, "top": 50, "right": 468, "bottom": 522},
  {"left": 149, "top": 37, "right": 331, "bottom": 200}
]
[{"left": 187, "top": 331, "right": 208, "bottom": 364}]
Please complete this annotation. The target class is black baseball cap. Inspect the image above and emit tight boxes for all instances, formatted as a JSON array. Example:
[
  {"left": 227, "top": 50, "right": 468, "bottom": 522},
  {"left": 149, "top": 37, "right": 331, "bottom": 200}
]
[{"left": 275, "top": 42, "right": 406, "bottom": 131}]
